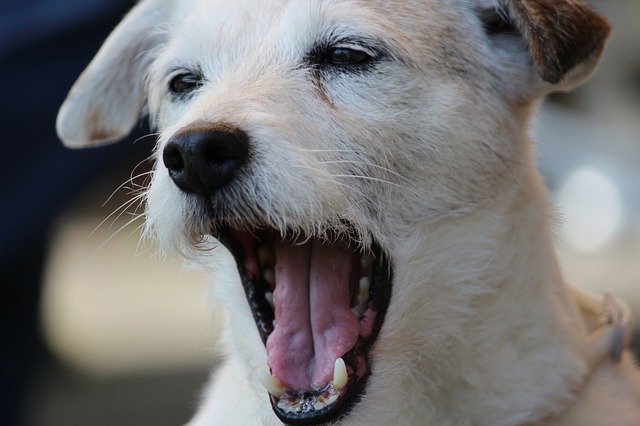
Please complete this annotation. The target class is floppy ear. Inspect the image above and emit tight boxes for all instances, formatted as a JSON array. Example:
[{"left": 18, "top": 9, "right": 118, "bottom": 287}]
[
  {"left": 57, "top": 0, "right": 173, "bottom": 148},
  {"left": 482, "top": 0, "right": 610, "bottom": 92},
  {"left": 506, "top": 0, "right": 611, "bottom": 87}
]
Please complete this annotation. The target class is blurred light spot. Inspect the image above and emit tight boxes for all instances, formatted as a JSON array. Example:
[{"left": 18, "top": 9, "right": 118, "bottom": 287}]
[{"left": 556, "top": 167, "right": 623, "bottom": 253}]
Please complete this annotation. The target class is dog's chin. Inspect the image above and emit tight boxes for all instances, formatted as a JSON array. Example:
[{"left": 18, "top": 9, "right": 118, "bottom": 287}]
[{"left": 214, "top": 224, "right": 392, "bottom": 425}]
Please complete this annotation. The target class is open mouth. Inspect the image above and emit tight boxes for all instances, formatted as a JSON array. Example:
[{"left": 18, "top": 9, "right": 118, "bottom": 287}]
[{"left": 216, "top": 225, "right": 392, "bottom": 425}]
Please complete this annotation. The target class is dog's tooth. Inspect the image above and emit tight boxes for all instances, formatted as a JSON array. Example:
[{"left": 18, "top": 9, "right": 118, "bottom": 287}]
[
  {"left": 265, "top": 291, "right": 274, "bottom": 309},
  {"left": 258, "top": 246, "right": 275, "bottom": 268},
  {"left": 361, "top": 255, "right": 373, "bottom": 275},
  {"left": 327, "top": 394, "right": 339, "bottom": 405},
  {"left": 314, "top": 393, "right": 339, "bottom": 410},
  {"left": 257, "top": 370, "right": 285, "bottom": 397},
  {"left": 351, "top": 277, "right": 371, "bottom": 317},
  {"left": 359, "top": 276, "right": 370, "bottom": 296},
  {"left": 263, "top": 268, "right": 275, "bottom": 289},
  {"left": 357, "top": 277, "right": 370, "bottom": 305},
  {"left": 333, "top": 358, "right": 348, "bottom": 390}
]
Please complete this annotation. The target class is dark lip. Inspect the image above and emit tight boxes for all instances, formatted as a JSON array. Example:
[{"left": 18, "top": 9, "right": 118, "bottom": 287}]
[
  {"left": 214, "top": 225, "right": 393, "bottom": 425},
  {"left": 216, "top": 227, "right": 275, "bottom": 343}
]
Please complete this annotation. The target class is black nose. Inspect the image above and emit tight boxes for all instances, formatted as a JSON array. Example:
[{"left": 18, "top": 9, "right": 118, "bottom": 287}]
[{"left": 162, "top": 124, "right": 249, "bottom": 196}]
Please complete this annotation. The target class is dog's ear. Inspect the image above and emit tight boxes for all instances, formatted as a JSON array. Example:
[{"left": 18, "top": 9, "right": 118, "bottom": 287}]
[
  {"left": 57, "top": 0, "right": 172, "bottom": 148},
  {"left": 481, "top": 0, "right": 610, "bottom": 91}
]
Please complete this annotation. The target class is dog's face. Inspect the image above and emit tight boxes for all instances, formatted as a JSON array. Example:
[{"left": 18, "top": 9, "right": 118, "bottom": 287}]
[{"left": 58, "top": 0, "right": 609, "bottom": 424}]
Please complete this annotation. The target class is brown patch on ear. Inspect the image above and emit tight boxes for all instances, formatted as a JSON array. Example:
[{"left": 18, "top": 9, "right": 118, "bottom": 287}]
[
  {"left": 87, "top": 108, "right": 112, "bottom": 142},
  {"left": 505, "top": 0, "right": 611, "bottom": 84}
]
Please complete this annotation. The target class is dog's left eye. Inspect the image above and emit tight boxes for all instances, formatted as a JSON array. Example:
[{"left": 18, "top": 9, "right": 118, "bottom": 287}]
[
  {"left": 327, "top": 47, "right": 372, "bottom": 66},
  {"left": 169, "top": 72, "right": 203, "bottom": 94}
]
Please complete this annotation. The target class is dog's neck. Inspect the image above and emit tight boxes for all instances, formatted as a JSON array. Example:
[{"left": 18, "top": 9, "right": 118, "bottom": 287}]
[{"left": 380, "top": 164, "right": 597, "bottom": 423}]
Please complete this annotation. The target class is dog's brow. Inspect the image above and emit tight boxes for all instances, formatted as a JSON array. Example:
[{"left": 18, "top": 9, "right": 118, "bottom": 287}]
[{"left": 319, "top": 28, "right": 391, "bottom": 53}]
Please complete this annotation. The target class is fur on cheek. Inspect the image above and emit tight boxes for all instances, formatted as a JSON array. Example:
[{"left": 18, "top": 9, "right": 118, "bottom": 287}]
[{"left": 144, "top": 165, "right": 212, "bottom": 253}]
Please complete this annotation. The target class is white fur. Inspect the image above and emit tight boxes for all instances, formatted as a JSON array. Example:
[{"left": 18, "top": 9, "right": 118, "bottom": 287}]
[{"left": 57, "top": 0, "right": 640, "bottom": 424}]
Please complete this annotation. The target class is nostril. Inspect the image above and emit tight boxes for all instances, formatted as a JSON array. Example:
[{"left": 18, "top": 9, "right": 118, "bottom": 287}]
[
  {"left": 201, "top": 128, "right": 248, "bottom": 164},
  {"left": 163, "top": 143, "right": 185, "bottom": 172}
]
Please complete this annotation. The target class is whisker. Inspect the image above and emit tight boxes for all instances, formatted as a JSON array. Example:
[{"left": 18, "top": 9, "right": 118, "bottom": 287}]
[
  {"left": 89, "top": 193, "right": 146, "bottom": 238},
  {"left": 86, "top": 213, "right": 146, "bottom": 262},
  {"left": 316, "top": 159, "right": 412, "bottom": 184},
  {"left": 133, "top": 221, "right": 155, "bottom": 260},
  {"left": 297, "top": 148, "right": 420, "bottom": 194},
  {"left": 101, "top": 170, "right": 153, "bottom": 207},
  {"left": 288, "top": 164, "right": 378, "bottom": 206},
  {"left": 133, "top": 132, "right": 160, "bottom": 145},
  {"left": 292, "top": 159, "right": 405, "bottom": 191},
  {"left": 110, "top": 194, "right": 147, "bottom": 225},
  {"left": 329, "top": 174, "right": 407, "bottom": 188},
  {"left": 301, "top": 148, "right": 368, "bottom": 154},
  {"left": 120, "top": 172, "right": 154, "bottom": 194}
]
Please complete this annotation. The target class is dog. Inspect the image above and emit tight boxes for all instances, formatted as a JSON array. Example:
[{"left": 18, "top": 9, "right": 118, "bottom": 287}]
[{"left": 57, "top": 0, "right": 640, "bottom": 424}]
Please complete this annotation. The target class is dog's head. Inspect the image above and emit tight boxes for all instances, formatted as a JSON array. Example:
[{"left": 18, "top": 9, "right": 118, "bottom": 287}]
[{"left": 57, "top": 0, "right": 609, "bottom": 423}]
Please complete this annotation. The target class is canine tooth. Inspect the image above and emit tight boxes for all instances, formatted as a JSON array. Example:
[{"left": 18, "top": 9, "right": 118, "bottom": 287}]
[
  {"left": 333, "top": 358, "right": 348, "bottom": 390},
  {"left": 258, "top": 246, "right": 275, "bottom": 268},
  {"left": 263, "top": 269, "right": 275, "bottom": 289},
  {"left": 265, "top": 291, "right": 274, "bottom": 309},
  {"left": 257, "top": 370, "right": 285, "bottom": 397}
]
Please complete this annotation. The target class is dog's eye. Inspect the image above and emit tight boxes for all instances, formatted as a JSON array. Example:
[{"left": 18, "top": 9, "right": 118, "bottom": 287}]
[
  {"left": 327, "top": 47, "right": 372, "bottom": 66},
  {"left": 169, "top": 72, "right": 203, "bottom": 94}
]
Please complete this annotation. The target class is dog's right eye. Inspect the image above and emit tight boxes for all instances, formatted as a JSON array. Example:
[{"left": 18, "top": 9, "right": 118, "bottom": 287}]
[
  {"left": 308, "top": 40, "right": 381, "bottom": 71},
  {"left": 327, "top": 47, "right": 372, "bottom": 66},
  {"left": 169, "top": 72, "right": 203, "bottom": 94}
]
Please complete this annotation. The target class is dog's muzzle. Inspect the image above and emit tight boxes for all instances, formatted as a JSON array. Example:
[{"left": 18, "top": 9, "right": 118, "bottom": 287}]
[{"left": 162, "top": 125, "right": 393, "bottom": 425}]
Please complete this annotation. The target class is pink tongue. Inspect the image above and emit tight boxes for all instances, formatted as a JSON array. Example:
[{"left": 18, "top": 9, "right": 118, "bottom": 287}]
[{"left": 266, "top": 239, "right": 360, "bottom": 390}]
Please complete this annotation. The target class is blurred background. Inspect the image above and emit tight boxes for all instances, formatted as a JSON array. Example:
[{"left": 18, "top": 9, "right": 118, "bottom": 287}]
[{"left": 1, "top": 1, "right": 639, "bottom": 425}]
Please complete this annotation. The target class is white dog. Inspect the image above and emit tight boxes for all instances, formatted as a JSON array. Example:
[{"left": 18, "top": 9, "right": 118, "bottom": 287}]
[{"left": 57, "top": 0, "right": 640, "bottom": 424}]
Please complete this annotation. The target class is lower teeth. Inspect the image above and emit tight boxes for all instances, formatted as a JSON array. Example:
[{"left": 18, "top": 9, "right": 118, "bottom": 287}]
[{"left": 260, "top": 357, "right": 348, "bottom": 411}]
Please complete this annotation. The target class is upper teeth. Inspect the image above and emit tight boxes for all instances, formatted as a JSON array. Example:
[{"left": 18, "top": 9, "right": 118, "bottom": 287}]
[
  {"left": 263, "top": 269, "right": 275, "bottom": 290},
  {"left": 265, "top": 291, "right": 274, "bottom": 309},
  {"left": 351, "top": 275, "right": 371, "bottom": 317}
]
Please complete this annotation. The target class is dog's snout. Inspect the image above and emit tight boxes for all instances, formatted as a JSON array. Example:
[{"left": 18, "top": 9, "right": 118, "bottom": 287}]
[{"left": 162, "top": 124, "right": 249, "bottom": 196}]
